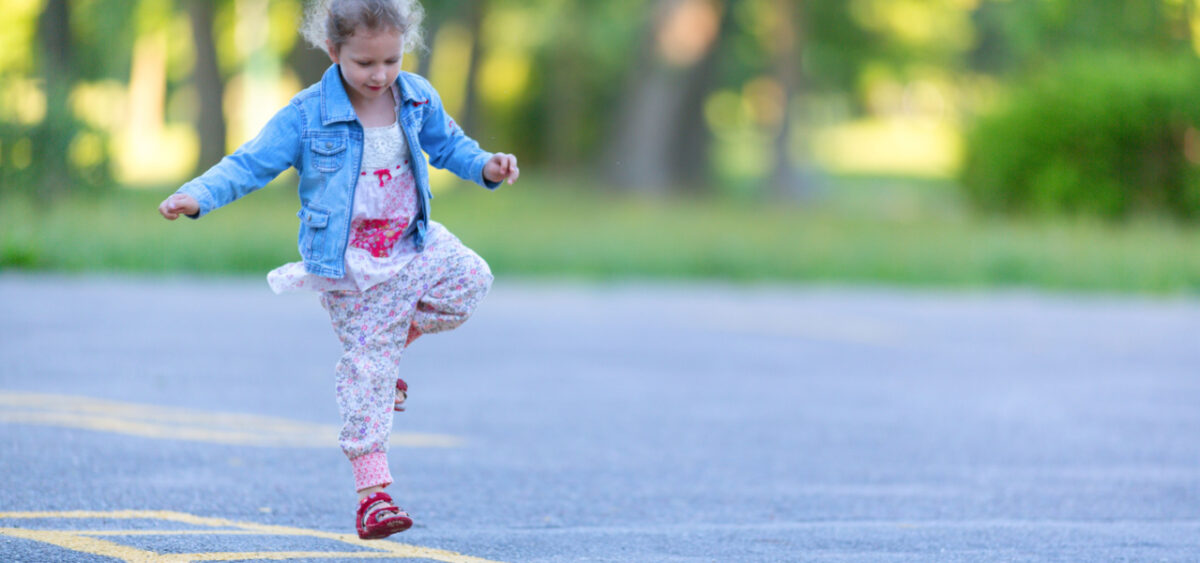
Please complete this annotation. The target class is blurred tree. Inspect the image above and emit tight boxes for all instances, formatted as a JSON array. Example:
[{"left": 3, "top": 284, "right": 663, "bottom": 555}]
[
  {"left": 35, "top": 0, "right": 1195, "bottom": 200},
  {"left": 970, "top": 0, "right": 1195, "bottom": 75},
  {"left": 541, "top": 0, "right": 585, "bottom": 174},
  {"left": 72, "top": 1, "right": 139, "bottom": 81},
  {"left": 416, "top": 0, "right": 468, "bottom": 78},
  {"left": 606, "top": 0, "right": 727, "bottom": 194},
  {"left": 3, "top": 0, "right": 141, "bottom": 198},
  {"left": 287, "top": 0, "right": 330, "bottom": 90},
  {"left": 187, "top": 0, "right": 228, "bottom": 174},
  {"left": 36, "top": 0, "right": 72, "bottom": 198},
  {"left": 961, "top": 0, "right": 1200, "bottom": 220},
  {"left": 769, "top": 0, "right": 801, "bottom": 199},
  {"left": 666, "top": 0, "right": 733, "bottom": 192},
  {"left": 458, "top": 0, "right": 484, "bottom": 134},
  {"left": 962, "top": 51, "right": 1200, "bottom": 219},
  {"left": 801, "top": 0, "right": 883, "bottom": 106},
  {"left": 28, "top": 0, "right": 98, "bottom": 200},
  {"left": 601, "top": 0, "right": 893, "bottom": 196},
  {"left": 288, "top": 36, "right": 329, "bottom": 87},
  {"left": 521, "top": 0, "right": 649, "bottom": 175}
]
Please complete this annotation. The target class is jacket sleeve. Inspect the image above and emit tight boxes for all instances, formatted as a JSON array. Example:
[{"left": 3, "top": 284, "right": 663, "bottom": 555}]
[
  {"left": 175, "top": 103, "right": 303, "bottom": 218},
  {"left": 414, "top": 79, "right": 500, "bottom": 190}
]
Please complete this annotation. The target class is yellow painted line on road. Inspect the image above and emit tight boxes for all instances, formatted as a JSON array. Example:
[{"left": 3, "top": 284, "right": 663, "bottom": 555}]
[
  {"left": 77, "top": 530, "right": 271, "bottom": 536},
  {"left": 0, "top": 392, "right": 462, "bottom": 448},
  {"left": 165, "top": 552, "right": 462, "bottom": 561},
  {"left": 0, "top": 510, "right": 505, "bottom": 562},
  {"left": 0, "top": 527, "right": 158, "bottom": 561}
]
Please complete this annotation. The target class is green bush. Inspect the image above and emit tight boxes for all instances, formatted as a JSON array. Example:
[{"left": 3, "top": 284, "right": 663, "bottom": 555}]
[{"left": 961, "top": 51, "right": 1200, "bottom": 220}]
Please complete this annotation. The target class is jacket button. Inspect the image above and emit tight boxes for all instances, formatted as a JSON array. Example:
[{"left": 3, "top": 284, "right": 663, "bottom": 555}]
[{"left": 324, "top": 142, "right": 332, "bottom": 149}]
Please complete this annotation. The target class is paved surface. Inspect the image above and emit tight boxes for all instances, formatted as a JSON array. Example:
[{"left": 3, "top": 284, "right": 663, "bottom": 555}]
[{"left": 1, "top": 273, "right": 1198, "bottom": 562}]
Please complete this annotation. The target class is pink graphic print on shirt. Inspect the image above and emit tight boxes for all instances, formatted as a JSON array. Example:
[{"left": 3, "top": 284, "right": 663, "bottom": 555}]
[{"left": 349, "top": 164, "right": 417, "bottom": 258}]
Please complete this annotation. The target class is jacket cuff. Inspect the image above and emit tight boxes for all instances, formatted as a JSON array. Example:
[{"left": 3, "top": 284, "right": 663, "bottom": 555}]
[
  {"left": 472, "top": 152, "right": 501, "bottom": 190},
  {"left": 176, "top": 182, "right": 216, "bottom": 219}
]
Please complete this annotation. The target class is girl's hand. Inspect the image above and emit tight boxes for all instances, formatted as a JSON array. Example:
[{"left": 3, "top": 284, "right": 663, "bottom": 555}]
[
  {"left": 483, "top": 153, "right": 520, "bottom": 185},
  {"left": 159, "top": 193, "right": 200, "bottom": 220}
]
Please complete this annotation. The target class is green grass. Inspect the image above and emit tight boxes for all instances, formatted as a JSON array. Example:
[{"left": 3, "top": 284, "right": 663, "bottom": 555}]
[{"left": 3, "top": 175, "right": 1200, "bottom": 294}]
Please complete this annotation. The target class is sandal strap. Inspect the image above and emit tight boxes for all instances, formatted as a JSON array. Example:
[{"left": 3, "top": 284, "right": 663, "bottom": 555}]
[
  {"left": 357, "top": 491, "right": 408, "bottom": 526},
  {"left": 360, "top": 491, "right": 392, "bottom": 506},
  {"left": 366, "top": 502, "right": 401, "bottom": 522},
  {"left": 357, "top": 491, "right": 392, "bottom": 521}
]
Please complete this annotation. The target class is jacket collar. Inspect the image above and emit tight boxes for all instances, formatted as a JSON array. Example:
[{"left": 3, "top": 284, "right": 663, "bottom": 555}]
[
  {"left": 320, "top": 66, "right": 430, "bottom": 125},
  {"left": 319, "top": 64, "right": 357, "bottom": 125},
  {"left": 395, "top": 72, "right": 428, "bottom": 105}
]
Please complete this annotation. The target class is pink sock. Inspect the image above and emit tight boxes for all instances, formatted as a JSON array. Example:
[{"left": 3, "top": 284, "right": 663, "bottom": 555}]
[{"left": 351, "top": 452, "right": 393, "bottom": 491}]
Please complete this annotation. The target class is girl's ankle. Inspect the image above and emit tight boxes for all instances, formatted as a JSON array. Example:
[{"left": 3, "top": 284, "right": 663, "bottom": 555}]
[{"left": 358, "top": 485, "right": 386, "bottom": 501}]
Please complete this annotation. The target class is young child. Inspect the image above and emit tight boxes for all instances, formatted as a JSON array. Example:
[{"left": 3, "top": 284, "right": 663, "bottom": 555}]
[{"left": 158, "top": 0, "right": 518, "bottom": 540}]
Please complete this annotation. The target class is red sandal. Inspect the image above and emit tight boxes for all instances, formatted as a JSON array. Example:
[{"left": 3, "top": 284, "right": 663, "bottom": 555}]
[
  {"left": 394, "top": 378, "right": 407, "bottom": 412},
  {"left": 356, "top": 491, "right": 413, "bottom": 539}
]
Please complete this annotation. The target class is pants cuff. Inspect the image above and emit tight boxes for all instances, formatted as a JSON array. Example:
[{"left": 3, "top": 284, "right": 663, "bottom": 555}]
[{"left": 351, "top": 451, "right": 393, "bottom": 491}]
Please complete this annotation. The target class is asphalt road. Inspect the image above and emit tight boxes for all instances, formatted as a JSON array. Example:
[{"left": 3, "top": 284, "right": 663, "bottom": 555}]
[{"left": 1, "top": 273, "right": 1198, "bottom": 562}]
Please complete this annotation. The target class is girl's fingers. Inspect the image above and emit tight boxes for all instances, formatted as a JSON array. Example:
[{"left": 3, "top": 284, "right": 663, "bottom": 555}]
[
  {"left": 501, "top": 155, "right": 518, "bottom": 182},
  {"left": 166, "top": 194, "right": 199, "bottom": 216},
  {"left": 488, "top": 153, "right": 518, "bottom": 184},
  {"left": 159, "top": 200, "right": 178, "bottom": 220},
  {"left": 159, "top": 194, "right": 200, "bottom": 220}
]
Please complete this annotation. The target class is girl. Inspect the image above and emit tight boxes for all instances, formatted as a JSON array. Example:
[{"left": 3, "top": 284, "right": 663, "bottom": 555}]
[{"left": 158, "top": 0, "right": 518, "bottom": 540}]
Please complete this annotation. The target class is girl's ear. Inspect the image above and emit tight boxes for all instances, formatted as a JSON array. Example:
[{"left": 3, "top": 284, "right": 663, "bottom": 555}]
[{"left": 326, "top": 39, "right": 339, "bottom": 63}]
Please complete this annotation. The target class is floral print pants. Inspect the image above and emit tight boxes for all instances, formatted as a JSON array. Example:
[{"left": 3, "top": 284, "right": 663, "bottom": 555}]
[{"left": 319, "top": 232, "right": 493, "bottom": 491}]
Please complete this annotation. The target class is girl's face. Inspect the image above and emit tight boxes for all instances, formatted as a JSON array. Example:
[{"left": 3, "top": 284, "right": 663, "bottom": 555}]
[{"left": 328, "top": 26, "right": 404, "bottom": 105}]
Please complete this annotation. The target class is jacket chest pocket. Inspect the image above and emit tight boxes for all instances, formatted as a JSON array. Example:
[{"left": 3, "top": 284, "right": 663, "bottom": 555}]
[{"left": 310, "top": 136, "right": 347, "bottom": 173}]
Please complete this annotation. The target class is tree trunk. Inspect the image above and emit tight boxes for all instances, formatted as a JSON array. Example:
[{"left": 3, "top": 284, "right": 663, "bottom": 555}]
[
  {"left": 188, "top": 0, "right": 228, "bottom": 175},
  {"left": 416, "top": 32, "right": 435, "bottom": 79},
  {"left": 605, "top": 0, "right": 680, "bottom": 194},
  {"left": 770, "top": 0, "right": 807, "bottom": 200},
  {"left": 669, "top": 2, "right": 733, "bottom": 192},
  {"left": 1180, "top": 0, "right": 1197, "bottom": 46},
  {"left": 289, "top": 38, "right": 332, "bottom": 89},
  {"left": 38, "top": 0, "right": 71, "bottom": 92},
  {"left": 544, "top": 3, "right": 584, "bottom": 175},
  {"left": 605, "top": 0, "right": 725, "bottom": 195},
  {"left": 35, "top": 0, "right": 75, "bottom": 200},
  {"left": 416, "top": 0, "right": 463, "bottom": 79},
  {"left": 458, "top": 0, "right": 485, "bottom": 133}
]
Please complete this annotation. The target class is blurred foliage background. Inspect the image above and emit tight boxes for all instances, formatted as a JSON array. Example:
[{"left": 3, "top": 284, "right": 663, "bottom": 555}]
[{"left": 1, "top": 0, "right": 1199, "bottom": 292}]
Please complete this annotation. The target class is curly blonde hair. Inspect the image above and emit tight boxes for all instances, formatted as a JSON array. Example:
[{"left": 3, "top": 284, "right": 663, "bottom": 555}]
[{"left": 300, "top": 0, "right": 424, "bottom": 53}]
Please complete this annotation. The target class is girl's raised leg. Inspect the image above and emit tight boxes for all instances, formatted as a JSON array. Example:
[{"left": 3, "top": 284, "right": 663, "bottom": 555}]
[{"left": 406, "top": 236, "right": 493, "bottom": 340}]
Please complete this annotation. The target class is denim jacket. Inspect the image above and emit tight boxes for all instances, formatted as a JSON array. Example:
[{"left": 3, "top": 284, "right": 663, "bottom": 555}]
[{"left": 176, "top": 65, "right": 499, "bottom": 279}]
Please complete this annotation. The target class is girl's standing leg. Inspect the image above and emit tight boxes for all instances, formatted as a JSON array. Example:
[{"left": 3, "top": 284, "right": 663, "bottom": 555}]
[
  {"left": 321, "top": 278, "right": 419, "bottom": 492},
  {"left": 317, "top": 227, "right": 492, "bottom": 537}
]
